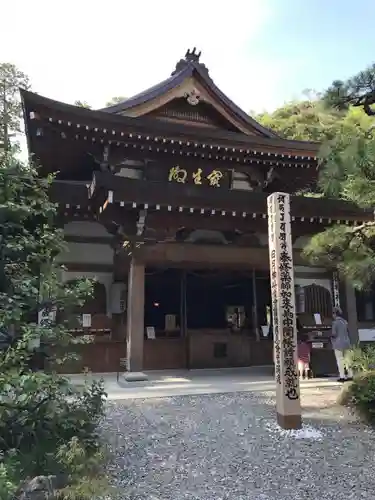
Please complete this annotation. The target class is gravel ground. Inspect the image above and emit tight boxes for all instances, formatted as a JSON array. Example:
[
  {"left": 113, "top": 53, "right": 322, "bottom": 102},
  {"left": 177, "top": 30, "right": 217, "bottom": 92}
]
[{"left": 101, "top": 389, "right": 375, "bottom": 500}]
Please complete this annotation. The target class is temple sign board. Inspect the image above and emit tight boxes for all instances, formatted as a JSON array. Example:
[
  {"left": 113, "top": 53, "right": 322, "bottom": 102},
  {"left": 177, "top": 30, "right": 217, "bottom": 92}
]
[
  {"left": 168, "top": 165, "right": 229, "bottom": 188},
  {"left": 267, "top": 192, "right": 302, "bottom": 430}
]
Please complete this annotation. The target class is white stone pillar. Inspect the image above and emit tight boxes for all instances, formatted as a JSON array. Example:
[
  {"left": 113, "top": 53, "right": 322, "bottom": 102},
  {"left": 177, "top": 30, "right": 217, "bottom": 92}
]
[{"left": 267, "top": 192, "right": 302, "bottom": 430}]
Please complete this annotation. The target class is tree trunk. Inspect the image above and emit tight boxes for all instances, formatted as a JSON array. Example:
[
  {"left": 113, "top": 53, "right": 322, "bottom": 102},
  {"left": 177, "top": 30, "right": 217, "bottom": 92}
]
[{"left": 2, "top": 82, "right": 9, "bottom": 152}]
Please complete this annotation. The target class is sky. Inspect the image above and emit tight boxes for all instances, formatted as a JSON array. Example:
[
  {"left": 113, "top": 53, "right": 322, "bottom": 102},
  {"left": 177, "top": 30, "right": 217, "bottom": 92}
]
[{"left": 1, "top": 0, "right": 375, "bottom": 115}]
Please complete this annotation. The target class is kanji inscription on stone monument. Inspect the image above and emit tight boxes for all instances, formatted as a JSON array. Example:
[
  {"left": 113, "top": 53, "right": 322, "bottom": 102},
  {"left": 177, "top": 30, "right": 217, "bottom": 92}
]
[{"left": 267, "top": 192, "right": 302, "bottom": 430}]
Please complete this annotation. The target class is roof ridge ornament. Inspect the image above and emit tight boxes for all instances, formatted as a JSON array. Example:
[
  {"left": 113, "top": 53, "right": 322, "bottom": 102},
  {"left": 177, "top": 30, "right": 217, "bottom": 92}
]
[
  {"left": 172, "top": 47, "right": 209, "bottom": 76},
  {"left": 185, "top": 47, "right": 201, "bottom": 62}
]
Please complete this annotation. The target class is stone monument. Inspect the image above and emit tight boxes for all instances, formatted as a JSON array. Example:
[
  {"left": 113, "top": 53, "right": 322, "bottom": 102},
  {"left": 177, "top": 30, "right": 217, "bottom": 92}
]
[{"left": 267, "top": 192, "right": 302, "bottom": 430}]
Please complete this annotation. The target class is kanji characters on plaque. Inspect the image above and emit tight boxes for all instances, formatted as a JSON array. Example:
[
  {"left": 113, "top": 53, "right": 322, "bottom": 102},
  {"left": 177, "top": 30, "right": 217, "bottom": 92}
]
[{"left": 168, "top": 166, "right": 225, "bottom": 187}]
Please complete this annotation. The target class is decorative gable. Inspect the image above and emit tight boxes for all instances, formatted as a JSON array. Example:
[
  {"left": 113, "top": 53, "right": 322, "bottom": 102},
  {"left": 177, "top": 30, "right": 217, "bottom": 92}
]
[
  {"left": 145, "top": 97, "right": 239, "bottom": 132},
  {"left": 102, "top": 48, "right": 278, "bottom": 138}
]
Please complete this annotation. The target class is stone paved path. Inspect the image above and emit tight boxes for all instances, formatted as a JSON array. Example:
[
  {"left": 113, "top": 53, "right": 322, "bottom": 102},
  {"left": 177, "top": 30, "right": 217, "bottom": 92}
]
[{"left": 101, "top": 386, "right": 375, "bottom": 500}]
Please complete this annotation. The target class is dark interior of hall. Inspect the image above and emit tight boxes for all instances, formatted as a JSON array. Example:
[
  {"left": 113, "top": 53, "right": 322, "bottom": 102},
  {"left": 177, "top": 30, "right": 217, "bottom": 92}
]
[{"left": 144, "top": 268, "right": 272, "bottom": 336}]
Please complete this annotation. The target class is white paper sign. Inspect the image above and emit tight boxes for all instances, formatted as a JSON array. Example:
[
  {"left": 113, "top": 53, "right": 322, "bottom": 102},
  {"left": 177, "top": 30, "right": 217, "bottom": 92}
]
[
  {"left": 38, "top": 308, "right": 56, "bottom": 325},
  {"left": 82, "top": 314, "right": 92, "bottom": 328},
  {"left": 313, "top": 313, "right": 322, "bottom": 325},
  {"left": 261, "top": 325, "right": 269, "bottom": 337},
  {"left": 146, "top": 326, "right": 156, "bottom": 339},
  {"left": 312, "top": 342, "right": 324, "bottom": 349},
  {"left": 358, "top": 329, "right": 375, "bottom": 342}
]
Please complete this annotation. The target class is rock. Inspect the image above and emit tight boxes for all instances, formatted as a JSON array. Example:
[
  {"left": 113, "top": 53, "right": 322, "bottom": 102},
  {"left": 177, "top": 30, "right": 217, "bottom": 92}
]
[
  {"left": 121, "top": 372, "right": 148, "bottom": 382},
  {"left": 16, "top": 475, "right": 67, "bottom": 500},
  {"left": 17, "top": 476, "right": 53, "bottom": 499}
]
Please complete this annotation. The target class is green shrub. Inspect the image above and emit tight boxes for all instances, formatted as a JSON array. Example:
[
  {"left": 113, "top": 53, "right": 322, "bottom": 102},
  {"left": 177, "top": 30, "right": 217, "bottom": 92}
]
[
  {"left": 0, "top": 371, "right": 106, "bottom": 472},
  {"left": 0, "top": 374, "right": 109, "bottom": 500},
  {"left": 345, "top": 344, "right": 375, "bottom": 372},
  {"left": 0, "top": 155, "right": 110, "bottom": 498},
  {"left": 0, "top": 453, "right": 19, "bottom": 500},
  {"left": 338, "top": 370, "right": 375, "bottom": 424},
  {"left": 55, "top": 437, "right": 114, "bottom": 499}
]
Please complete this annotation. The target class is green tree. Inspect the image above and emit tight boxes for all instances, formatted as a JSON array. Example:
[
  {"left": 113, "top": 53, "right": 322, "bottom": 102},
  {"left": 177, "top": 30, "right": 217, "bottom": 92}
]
[
  {"left": 302, "top": 110, "right": 375, "bottom": 288},
  {"left": 0, "top": 153, "right": 108, "bottom": 498},
  {"left": 105, "top": 95, "right": 127, "bottom": 107},
  {"left": 256, "top": 99, "right": 345, "bottom": 142},
  {"left": 257, "top": 97, "right": 375, "bottom": 287},
  {"left": 74, "top": 96, "right": 127, "bottom": 110},
  {"left": 323, "top": 63, "right": 375, "bottom": 116},
  {"left": 0, "top": 63, "right": 30, "bottom": 152},
  {"left": 74, "top": 100, "right": 92, "bottom": 109},
  {"left": 294, "top": 70, "right": 375, "bottom": 287}
]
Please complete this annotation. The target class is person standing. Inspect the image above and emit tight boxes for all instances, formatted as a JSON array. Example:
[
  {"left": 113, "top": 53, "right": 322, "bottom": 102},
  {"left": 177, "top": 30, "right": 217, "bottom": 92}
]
[
  {"left": 331, "top": 307, "right": 354, "bottom": 382},
  {"left": 297, "top": 331, "right": 312, "bottom": 379}
]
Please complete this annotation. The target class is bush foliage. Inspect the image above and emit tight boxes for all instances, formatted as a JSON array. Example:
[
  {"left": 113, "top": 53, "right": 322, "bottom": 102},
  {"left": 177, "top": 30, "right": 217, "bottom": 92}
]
[
  {"left": 345, "top": 344, "right": 375, "bottom": 372},
  {"left": 338, "top": 345, "right": 375, "bottom": 425},
  {"left": 338, "top": 370, "right": 375, "bottom": 424},
  {"left": 0, "top": 155, "right": 108, "bottom": 499}
]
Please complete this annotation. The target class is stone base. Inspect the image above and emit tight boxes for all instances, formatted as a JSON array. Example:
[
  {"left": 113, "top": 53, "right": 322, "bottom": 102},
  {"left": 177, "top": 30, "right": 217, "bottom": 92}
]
[
  {"left": 122, "top": 372, "right": 148, "bottom": 382},
  {"left": 277, "top": 412, "right": 302, "bottom": 430}
]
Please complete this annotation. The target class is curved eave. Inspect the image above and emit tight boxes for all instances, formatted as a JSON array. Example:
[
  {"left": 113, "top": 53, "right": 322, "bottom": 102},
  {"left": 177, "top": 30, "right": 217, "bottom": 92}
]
[
  {"left": 99, "top": 65, "right": 192, "bottom": 113},
  {"left": 21, "top": 89, "right": 320, "bottom": 158},
  {"left": 99, "top": 61, "right": 279, "bottom": 139},
  {"left": 192, "top": 64, "right": 279, "bottom": 139}
]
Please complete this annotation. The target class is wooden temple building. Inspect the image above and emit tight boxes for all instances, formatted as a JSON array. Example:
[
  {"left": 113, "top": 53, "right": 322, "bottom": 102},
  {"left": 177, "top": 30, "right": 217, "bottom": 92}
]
[{"left": 21, "top": 49, "right": 373, "bottom": 374}]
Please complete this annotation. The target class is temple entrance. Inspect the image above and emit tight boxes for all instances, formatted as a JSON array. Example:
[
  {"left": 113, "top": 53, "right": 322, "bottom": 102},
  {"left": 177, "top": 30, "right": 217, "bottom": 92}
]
[
  {"left": 143, "top": 267, "right": 273, "bottom": 370},
  {"left": 144, "top": 268, "right": 182, "bottom": 338},
  {"left": 186, "top": 270, "right": 252, "bottom": 330}
]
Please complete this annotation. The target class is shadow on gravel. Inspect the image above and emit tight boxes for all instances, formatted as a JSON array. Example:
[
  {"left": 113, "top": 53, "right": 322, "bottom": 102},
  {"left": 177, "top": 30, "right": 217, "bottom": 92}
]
[{"left": 248, "top": 391, "right": 363, "bottom": 430}]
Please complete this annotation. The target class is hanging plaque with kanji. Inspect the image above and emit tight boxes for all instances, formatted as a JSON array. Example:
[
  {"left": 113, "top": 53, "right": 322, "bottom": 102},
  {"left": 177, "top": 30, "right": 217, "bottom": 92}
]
[{"left": 167, "top": 165, "right": 229, "bottom": 188}]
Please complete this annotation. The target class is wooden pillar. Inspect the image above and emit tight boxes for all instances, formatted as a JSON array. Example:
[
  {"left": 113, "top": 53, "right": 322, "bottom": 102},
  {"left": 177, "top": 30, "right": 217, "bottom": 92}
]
[
  {"left": 345, "top": 280, "right": 359, "bottom": 344},
  {"left": 267, "top": 192, "right": 302, "bottom": 430},
  {"left": 180, "top": 270, "right": 189, "bottom": 369},
  {"left": 252, "top": 270, "right": 260, "bottom": 341},
  {"left": 126, "top": 259, "right": 145, "bottom": 372}
]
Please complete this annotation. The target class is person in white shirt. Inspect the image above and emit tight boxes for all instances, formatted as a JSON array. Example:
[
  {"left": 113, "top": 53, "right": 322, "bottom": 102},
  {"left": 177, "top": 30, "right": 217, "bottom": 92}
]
[{"left": 331, "top": 307, "right": 353, "bottom": 382}]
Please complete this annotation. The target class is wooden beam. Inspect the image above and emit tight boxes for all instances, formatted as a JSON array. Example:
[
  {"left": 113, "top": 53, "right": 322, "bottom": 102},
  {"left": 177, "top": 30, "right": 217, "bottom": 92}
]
[
  {"left": 94, "top": 172, "right": 372, "bottom": 222},
  {"left": 50, "top": 181, "right": 89, "bottom": 205},
  {"left": 54, "top": 131, "right": 317, "bottom": 169},
  {"left": 62, "top": 263, "right": 113, "bottom": 273},
  {"left": 146, "top": 211, "right": 266, "bottom": 233},
  {"left": 64, "top": 235, "right": 114, "bottom": 245},
  {"left": 96, "top": 204, "right": 138, "bottom": 234},
  {"left": 136, "top": 243, "right": 308, "bottom": 269},
  {"left": 56, "top": 211, "right": 96, "bottom": 225}
]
